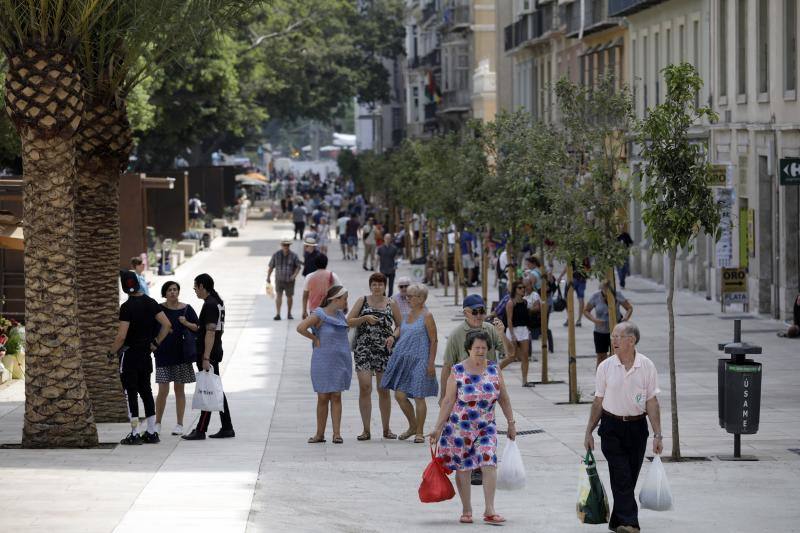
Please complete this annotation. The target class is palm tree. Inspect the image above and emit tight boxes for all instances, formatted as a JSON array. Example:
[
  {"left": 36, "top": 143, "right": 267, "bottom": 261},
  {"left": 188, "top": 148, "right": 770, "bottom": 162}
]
[
  {"left": 0, "top": 0, "right": 115, "bottom": 447},
  {"left": 74, "top": 1, "right": 257, "bottom": 421}
]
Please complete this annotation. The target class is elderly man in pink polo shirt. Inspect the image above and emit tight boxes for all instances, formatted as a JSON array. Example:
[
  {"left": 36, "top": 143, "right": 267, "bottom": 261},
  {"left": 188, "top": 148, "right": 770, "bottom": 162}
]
[{"left": 584, "top": 321, "right": 663, "bottom": 533}]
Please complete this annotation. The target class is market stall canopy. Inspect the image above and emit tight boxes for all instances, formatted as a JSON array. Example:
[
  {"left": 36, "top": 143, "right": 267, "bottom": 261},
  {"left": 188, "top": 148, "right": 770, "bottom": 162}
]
[
  {"left": 333, "top": 132, "right": 356, "bottom": 148},
  {"left": 235, "top": 171, "right": 267, "bottom": 182},
  {"left": 0, "top": 211, "right": 23, "bottom": 251}
]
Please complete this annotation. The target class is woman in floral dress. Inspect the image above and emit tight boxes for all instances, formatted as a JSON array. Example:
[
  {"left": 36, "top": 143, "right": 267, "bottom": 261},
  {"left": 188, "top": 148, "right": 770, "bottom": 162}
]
[
  {"left": 347, "top": 272, "right": 402, "bottom": 441},
  {"left": 429, "top": 330, "right": 517, "bottom": 525}
]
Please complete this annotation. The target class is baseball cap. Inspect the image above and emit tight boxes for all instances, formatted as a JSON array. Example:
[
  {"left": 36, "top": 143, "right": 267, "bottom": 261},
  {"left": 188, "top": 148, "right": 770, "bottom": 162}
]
[
  {"left": 120, "top": 270, "right": 141, "bottom": 294},
  {"left": 462, "top": 294, "right": 485, "bottom": 309}
]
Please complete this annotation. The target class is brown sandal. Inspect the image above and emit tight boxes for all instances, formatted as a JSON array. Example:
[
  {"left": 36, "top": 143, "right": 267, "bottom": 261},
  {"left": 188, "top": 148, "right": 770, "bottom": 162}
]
[
  {"left": 357, "top": 431, "right": 371, "bottom": 441},
  {"left": 383, "top": 430, "right": 397, "bottom": 440},
  {"left": 398, "top": 429, "right": 415, "bottom": 441},
  {"left": 307, "top": 436, "right": 326, "bottom": 444}
]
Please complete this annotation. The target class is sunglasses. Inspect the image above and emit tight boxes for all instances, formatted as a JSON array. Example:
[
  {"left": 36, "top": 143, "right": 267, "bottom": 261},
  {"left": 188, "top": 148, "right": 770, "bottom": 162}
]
[
  {"left": 468, "top": 307, "right": 486, "bottom": 315},
  {"left": 398, "top": 285, "right": 409, "bottom": 289}
]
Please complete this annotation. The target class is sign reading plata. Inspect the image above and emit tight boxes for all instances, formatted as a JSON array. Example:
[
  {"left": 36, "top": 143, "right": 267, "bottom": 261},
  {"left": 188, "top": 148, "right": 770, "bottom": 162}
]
[
  {"left": 780, "top": 158, "right": 800, "bottom": 185},
  {"left": 722, "top": 267, "right": 748, "bottom": 304}
]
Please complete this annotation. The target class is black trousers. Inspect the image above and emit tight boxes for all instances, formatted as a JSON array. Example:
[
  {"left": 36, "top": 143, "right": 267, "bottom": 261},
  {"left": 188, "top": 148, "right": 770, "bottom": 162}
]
[
  {"left": 383, "top": 271, "right": 395, "bottom": 296},
  {"left": 599, "top": 414, "right": 648, "bottom": 530},
  {"left": 195, "top": 361, "right": 234, "bottom": 433},
  {"left": 119, "top": 358, "right": 155, "bottom": 420},
  {"left": 293, "top": 221, "right": 305, "bottom": 239}
]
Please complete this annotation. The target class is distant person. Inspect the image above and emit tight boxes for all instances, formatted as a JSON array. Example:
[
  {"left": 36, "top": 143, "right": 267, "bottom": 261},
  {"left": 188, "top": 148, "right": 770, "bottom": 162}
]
[
  {"left": 362, "top": 216, "right": 377, "bottom": 271},
  {"left": 336, "top": 211, "right": 350, "bottom": 259},
  {"left": 392, "top": 276, "right": 413, "bottom": 319},
  {"left": 237, "top": 192, "right": 250, "bottom": 229},
  {"left": 296, "top": 285, "right": 352, "bottom": 444},
  {"left": 302, "top": 237, "right": 323, "bottom": 277},
  {"left": 267, "top": 238, "right": 302, "bottom": 320},
  {"left": 109, "top": 271, "right": 172, "bottom": 445},
  {"left": 302, "top": 254, "right": 341, "bottom": 319},
  {"left": 317, "top": 216, "right": 331, "bottom": 255},
  {"left": 345, "top": 213, "right": 360, "bottom": 261},
  {"left": 188, "top": 194, "right": 205, "bottom": 228},
  {"left": 779, "top": 293, "right": 800, "bottom": 338},
  {"left": 584, "top": 281, "right": 634, "bottom": 366},
  {"left": 153, "top": 281, "right": 198, "bottom": 437},
  {"left": 183, "top": 274, "right": 235, "bottom": 440},
  {"left": 130, "top": 256, "right": 151, "bottom": 296},
  {"left": 377, "top": 232, "right": 400, "bottom": 296},
  {"left": 498, "top": 281, "right": 532, "bottom": 386},
  {"left": 292, "top": 202, "right": 307, "bottom": 240},
  {"left": 617, "top": 231, "right": 634, "bottom": 288}
]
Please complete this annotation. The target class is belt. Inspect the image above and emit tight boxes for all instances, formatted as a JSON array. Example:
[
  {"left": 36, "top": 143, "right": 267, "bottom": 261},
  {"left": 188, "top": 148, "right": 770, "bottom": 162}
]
[{"left": 602, "top": 409, "right": 646, "bottom": 422}]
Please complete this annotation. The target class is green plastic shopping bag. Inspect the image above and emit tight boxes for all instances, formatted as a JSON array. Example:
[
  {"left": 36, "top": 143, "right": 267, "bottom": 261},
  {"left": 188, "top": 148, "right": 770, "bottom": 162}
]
[{"left": 576, "top": 450, "right": 610, "bottom": 524}]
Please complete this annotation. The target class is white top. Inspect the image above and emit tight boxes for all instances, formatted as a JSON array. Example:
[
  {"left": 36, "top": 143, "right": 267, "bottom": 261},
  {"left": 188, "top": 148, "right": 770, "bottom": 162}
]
[
  {"left": 303, "top": 270, "right": 341, "bottom": 290},
  {"left": 525, "top": 292, "right": 541, "bottom": 309},
  {"left": 595, "top": 352, "right": 660, "bottom": 417}
]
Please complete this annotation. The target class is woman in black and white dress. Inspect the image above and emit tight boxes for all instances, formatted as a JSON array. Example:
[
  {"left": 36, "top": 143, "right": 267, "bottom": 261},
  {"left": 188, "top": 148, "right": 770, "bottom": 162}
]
[{"left": 154, "top": 281, "right": 199, "bottom": 436}]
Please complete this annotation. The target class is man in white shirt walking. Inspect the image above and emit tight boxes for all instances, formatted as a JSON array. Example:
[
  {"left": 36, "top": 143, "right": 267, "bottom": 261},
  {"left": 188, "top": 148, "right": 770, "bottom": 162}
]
[{"left": 584, "top": 321, "right": 662, "bottom": 533}]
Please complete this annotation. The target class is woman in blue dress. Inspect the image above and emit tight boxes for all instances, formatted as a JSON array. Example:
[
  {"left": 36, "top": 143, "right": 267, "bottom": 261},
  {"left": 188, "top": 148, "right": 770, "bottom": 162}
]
[
  {"left": 381, "top": 283, "right": 438, "bottom": 443},
  {"left": 296, "top": 285, "right": 351, "bottom": 444}
]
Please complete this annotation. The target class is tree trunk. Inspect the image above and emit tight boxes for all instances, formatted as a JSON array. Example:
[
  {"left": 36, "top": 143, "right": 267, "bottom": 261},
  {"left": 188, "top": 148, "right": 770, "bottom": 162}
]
[
  {"left": 404, "top": 209, "right": 412, "bottom": 259},
  {"left": 567, "top": 263, "right": 578, "bottom": 403},
  {"left": 4, "top": 46, "right": 99, "bottom": 447},
  {"left": 667, "top": 248, "right": 681, "bottom": 459},
  {"left": 429, "top": 219, "right": 438, "bottom": 288},
  {"left": 481, "top": 231, "right": 488, "bottom": 303},
  {"left": 454, "top": 229, "right": 463, "bottom": 306},
  {"left": 442, "top": 231, "right": 449, "bottom": 297},
  {"left": 75, "top": 99, "right": 132, "bottom": 422},
  {"left": 605, "top": 269, "right": 618, "bottom": 334},
  {"left": 540, "top": 271, "right": 549, "bottom": 383}
]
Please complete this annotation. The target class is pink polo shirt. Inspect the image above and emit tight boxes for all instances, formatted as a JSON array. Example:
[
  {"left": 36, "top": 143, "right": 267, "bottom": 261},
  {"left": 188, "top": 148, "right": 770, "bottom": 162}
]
[{"left": 595, "top": 352, "right": 660, "bottom": 417}]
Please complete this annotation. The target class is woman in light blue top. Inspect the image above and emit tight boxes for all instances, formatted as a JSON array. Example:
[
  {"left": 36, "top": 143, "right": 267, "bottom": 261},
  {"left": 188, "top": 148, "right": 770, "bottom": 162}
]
[
  {"left": 381, "top": 283, "right": 438, "bottom": 443},
  {"left": 296, "top": 285, "right": 351, "bottom": 444}
]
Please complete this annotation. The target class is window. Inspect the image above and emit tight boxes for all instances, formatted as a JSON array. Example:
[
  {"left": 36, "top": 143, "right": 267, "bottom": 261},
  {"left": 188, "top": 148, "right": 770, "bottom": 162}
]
[
  {"left": 694, "top": 20, "right": 701, "bottom": 108},
  {"left": 632, "top": 38, "right": 638, "bottom": 113},
  {"left": 679, "top": 24, "right": 685, "bottom": 62},
  {"left": 737, "top": 0, "right": 747, "bottom": 96},
  {"left": 546, "top": 58, "right": 552, "bottom": 122},
  {"left": 643, "top": 35, "right": 649, "bottom": 111},
  {"left": 786, "top": 0, "right": 797, "bottom": 93},
  {"left": 598, "top": 48, "right": 606, "bottom": 81},
  {"left": 666, "top": 28, "right": 672, "bottom": 67},
  {"left": 758, "top": 0, "right": 769, "bottom": 94},
  {"left": 655, "top": 32, "right": 660, "bottom": 105},
  {"left": 719, "top": 0, "right": 728, "bottom": 98}
]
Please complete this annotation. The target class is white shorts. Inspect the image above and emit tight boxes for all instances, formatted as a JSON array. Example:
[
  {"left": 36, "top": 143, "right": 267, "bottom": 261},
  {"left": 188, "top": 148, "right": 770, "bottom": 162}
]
[
  {"left": 461, "top": 254, "right": 476, "bottom": 269},
  {"left": 506, "top": 326, "right": 530, "bottom": 342}
]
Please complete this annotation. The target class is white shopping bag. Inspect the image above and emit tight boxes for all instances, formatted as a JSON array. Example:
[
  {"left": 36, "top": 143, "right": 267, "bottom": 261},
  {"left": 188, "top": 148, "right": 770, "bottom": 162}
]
[
  {"left": 639, "top": 455, "right": 673, "bottom": 511},
  {"left": 496, "top": 438, "right": 526, "bottom": 490},
  {"left": 192, "top": 370, "right": 225, "bottom": 412}
]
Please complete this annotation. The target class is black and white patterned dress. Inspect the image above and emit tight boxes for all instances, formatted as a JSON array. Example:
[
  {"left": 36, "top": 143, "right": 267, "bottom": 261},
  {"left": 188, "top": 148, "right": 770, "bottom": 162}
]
[{"left": 353, "top": 298, "right": 395, "bottom": 373}]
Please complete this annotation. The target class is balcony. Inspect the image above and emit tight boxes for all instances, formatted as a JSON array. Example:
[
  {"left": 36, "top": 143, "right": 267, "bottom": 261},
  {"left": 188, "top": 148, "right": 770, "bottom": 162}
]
[
  {"left": 566, "top": 0, "right": 618, "bottom": 38},
  {"left": 608, "top": 0, "right": 666, "bottom": 17},
  {"left": 504, "top": 7, "right": 562, "bottom": 52},
  {"left": 421, "top": 48, "right": 441, "bottom": 68},
  {"left": 440, "top": 88, "right": 471, "bottom": 113},
  {"left": 441, "top": 2, "right": 470, "bottom": 31},
  {"left": 421, "top": 1, "right": 437, "bottom": 26}
]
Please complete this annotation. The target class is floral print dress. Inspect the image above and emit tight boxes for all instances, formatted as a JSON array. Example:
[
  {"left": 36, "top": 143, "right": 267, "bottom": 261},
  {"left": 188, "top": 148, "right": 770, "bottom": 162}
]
[
  {"left": 437, "top": 360, "right": 501, "bottom": 471},
  {"left": 353, "top": 299, "right": 394, "bottom": 372}
]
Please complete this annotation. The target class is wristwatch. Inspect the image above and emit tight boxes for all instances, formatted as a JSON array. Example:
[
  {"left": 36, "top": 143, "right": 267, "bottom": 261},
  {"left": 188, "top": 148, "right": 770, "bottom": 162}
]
[{"left": 654, "top": 433, "right": 663, "bottom": 439}]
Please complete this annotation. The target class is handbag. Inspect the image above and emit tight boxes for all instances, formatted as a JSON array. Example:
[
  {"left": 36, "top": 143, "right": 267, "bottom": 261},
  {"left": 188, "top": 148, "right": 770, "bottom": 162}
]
[
  {"left": 418, "top": 445, "right": 455, "bottom": 503},
  {"left": 348, "top": 296, "right": 368, "bottom": 350},
  {"left": 576, "top": 450, "right": 610, "bottom": 524},
  {"left": 192, "top": 369, "right": 224, "bottom": 411},
  {"left": 180, "top": 307, "right": 197, "bottom": 363},
  {"left": 553, "top": 286, "right": 567, "bottom": 312}
]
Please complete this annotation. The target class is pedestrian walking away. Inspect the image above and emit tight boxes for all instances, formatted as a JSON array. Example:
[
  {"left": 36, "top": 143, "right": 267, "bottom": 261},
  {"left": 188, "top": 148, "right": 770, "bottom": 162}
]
[
  {"left": 362, "top": 216, "right": 377, "bottom": 271},
  {"left": 559, "top": 258, "right": 590, "bottom": 327},
  {"left": 380, "top": 283, "right": 438, "bottom": 443},
  {"left": 109, "top": 270, "right": 172, "bottom": 445},
  {"left": 292, "top": 202, "right": 307, "bottom": 240},
  {"left": 347, "top": 273, "right": 402, "bottom": 441},
  {"left": 584, "top": 321, "right": 662, "bottom": 533},
  {"left": 429, "top": 330, "right": 517, "bottom": 525},
  {"left": 499, "top": 281, "right": 532, "bottom": 386},
  {"left": 296, "top": 285, "right": 352, "bottom": 444},
  {"left": 317, "top": 216, "right": 331, "bottom": 255},
  {"left": 617, "top": 230, "right": 634, "bottom": 289},
  {"left": 336, "top": 211, "right": 350, "bottom": 259},
  {"left": 377, "top": 232, "right": 399, "bottom": 296},
  {"left": 183, "top": 274, "right": 235, "bottom": 440},
  {"left": 345, "top": 213, "right": 360, "bottom": 260},
  {"left": 302, "top": 254, "right": 340, "bottom": 319},
  {"left": 267, "top": 238, "right": 302, "bottom": 320},
  {"left": 584, "top": 281, "right": 634, "bottom": 366},
  {"left": 153, "top": 281, "right": 199, "bottom": 437}
]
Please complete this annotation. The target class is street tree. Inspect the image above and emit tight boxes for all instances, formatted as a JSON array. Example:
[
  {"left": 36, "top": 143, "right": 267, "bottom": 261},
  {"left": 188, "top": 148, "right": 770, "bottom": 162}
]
[
  {"left": 0, "top": 0, "right": 115, "bottom": 447},
  {"left": 638, "top": 62, "right": 720, "bottom": 460}
]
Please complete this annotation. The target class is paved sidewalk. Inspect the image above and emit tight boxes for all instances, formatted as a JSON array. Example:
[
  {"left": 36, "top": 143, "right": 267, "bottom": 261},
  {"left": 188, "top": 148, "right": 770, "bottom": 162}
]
[{"left": 1, "top": 217, "right": 799, "bottom": 532}]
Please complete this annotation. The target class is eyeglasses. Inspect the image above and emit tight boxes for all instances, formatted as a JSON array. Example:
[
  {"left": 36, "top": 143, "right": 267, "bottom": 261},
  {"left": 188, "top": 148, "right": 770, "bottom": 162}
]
[
  {"left": 611, "top": 335, "right": 632, "bottom": 340},
  {"left": 398, "top": 285, "right": 409, "bottom": 289},
  {"left": 468, "top": 307, "right": 486, "bottom": 315}
]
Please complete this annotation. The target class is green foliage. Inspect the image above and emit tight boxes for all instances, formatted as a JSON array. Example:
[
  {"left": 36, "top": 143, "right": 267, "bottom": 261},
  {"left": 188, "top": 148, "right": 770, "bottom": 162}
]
[
  {"left": 0, "top": 73, "right": 20, "bottom": 168},
  {"left": 550, "top": 75, "right": 633, "bottom": 278},
  {"left": 337, "top": 148, "right": 360, "bottom": 180},
  {"left": 639, "top": 63, "right": 720, "bottom": 253}
]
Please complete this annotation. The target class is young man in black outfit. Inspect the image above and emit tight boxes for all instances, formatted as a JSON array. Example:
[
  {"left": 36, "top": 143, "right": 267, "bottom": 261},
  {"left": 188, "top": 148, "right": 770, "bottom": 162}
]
[
  {"left": 109, "top": 270, "right": 172, "bottom": 445},
  {"left": 183, "top": 273, "right": 235, "bottom": 440}
]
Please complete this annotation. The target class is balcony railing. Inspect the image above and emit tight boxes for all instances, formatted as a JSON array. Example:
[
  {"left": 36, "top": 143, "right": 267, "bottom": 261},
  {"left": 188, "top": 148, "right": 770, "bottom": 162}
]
[
  {"left": 421, "top": 1, "right": 437, "bottom": 25},
  {"left": 442, "top": 2, "right": 470, "bottom": 30},
  {"left": 566, "top": 0, "right": 618, "bottom": 37},
  {"left": 608, "top": 0, "right": 665, "bottom": 17},
  {"left": 421, "top": 48, "right": 441, "bottom": 68},
  {"left": 504, "top": 23, "right": 513, "bottom": 52},
  {"left": 440, "top": 88, "right": 471, "bottom": 112},
  {"left": 504, "top": 7, "right": 560, "bottom": 52}
]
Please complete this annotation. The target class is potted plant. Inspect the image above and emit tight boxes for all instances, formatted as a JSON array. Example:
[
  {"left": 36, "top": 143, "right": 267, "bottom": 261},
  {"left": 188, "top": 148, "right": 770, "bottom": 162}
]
[{"left": 0, "top": 316, "right": 25, "bottom": 380}]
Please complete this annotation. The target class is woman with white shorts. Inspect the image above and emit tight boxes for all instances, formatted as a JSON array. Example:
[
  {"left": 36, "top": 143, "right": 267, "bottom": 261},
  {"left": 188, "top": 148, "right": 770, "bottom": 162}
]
[{"left": 499, "top": 281, "right": 532, "bottom": 386}]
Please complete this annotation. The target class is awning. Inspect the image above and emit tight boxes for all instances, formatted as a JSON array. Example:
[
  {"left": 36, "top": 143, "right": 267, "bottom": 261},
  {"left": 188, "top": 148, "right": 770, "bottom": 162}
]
[{"left": 238, "top": 179, "right": 268, "bottom": 187}]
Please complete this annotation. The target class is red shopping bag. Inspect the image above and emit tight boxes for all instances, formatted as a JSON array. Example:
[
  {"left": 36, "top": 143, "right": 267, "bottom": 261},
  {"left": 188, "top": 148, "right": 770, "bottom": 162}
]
[{"left": 418, "top": 445, "right": 455, "bottom": 503}]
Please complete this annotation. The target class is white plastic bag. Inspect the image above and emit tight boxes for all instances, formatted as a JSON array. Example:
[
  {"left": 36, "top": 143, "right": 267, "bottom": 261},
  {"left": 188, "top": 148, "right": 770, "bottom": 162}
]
[
  {"left": 192, "top": 370, "right": 225, "bottom": 412},
  {"left": 639, "top": 456, "right": 673, "bottom": 511},
  {"left": 496, "top": 438, "right": 526, "bottom": 490}
]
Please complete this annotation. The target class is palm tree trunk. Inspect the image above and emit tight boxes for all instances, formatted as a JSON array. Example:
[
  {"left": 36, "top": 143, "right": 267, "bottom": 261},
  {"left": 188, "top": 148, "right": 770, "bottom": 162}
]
[
  {"left": 567, "top": 263, "right": 578, "bottom": 403},
  {"left": 667, "top": 248, "right": 681, "bottom": 459},
  {"left": 5, "top": 47, "right": 99, "bottom": 448},
  {"left": 75, "top": 100, "right": 132, "bottom": 422}
]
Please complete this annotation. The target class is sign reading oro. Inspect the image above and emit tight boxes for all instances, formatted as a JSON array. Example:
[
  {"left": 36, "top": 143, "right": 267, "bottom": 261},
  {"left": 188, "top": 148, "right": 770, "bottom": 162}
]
[
  {"left": 722, "top": 267, "right": 748, "bottom": 304},
  {"left": 780, "top": 158, "right": 800, "bottom": 185}
]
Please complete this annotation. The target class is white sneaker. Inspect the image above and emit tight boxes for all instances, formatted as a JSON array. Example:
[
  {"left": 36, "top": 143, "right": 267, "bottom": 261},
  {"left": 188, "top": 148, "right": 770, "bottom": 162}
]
[{"left": 172, "top": 424, "right": 184, "bottom": 436}]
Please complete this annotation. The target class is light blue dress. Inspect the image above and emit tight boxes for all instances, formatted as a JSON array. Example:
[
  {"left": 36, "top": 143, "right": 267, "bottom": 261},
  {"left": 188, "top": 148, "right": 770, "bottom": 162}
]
[
  {"left": 381, "top": 312, "right": 438, "bottom": 398},
  {"left": 310, "top": 308, "right": 352, "bottom": 393}
]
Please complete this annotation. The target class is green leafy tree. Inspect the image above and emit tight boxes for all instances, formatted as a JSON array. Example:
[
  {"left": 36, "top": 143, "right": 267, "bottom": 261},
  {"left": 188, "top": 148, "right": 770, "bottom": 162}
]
[{"left": 638, "top": 63, "right": 720, "bottom": 460}]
